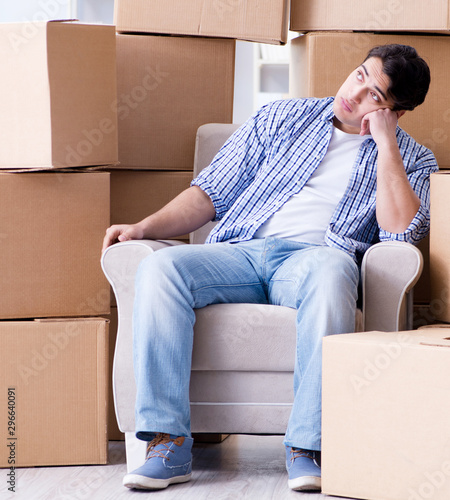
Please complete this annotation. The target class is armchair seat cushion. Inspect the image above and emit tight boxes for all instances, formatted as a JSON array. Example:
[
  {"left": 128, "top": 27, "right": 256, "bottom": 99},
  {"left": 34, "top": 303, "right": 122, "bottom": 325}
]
[
  {"left": 192, "top": 303, "right": 363, "bottom": 372},
  {"left": 192, "top": 303, "right": 296, "bottom": 372}
]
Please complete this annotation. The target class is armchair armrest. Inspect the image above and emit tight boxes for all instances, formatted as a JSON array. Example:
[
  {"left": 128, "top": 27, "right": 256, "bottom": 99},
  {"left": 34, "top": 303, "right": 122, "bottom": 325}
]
[
  {"left": 361, "top": 241, "right": 423, "bottom": 332},
  {"left": 101, "top": 239, "right": 186, "bottom": 431}
]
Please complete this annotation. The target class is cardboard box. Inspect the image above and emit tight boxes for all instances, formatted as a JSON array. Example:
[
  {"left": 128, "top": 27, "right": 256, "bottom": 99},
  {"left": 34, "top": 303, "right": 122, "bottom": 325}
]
[
  {"left": 0, "top": 21, "right": 118, "bottom": 169},
  {"left": 110, "top": 170, "right": 193, "bottom": 239},
  {"left": 290, "top": 32, "right": 450, "bottom": 168},
  {"left": 322, "top": 329, "right": 450, "bottom": 500},
  {"left": 114, "top": 0, "right": 290, "bottom": 45},
  {"left": 430, "top": 171, "right": 450, "bottom": 322},
  {"left": 0, "top": 318, "right": 109, "bottom": 467},
  {"left": 0, "top": 172, "right": 110, "bottom": 319},
  {"left": 419, "top": 323, "right": 450, "bottom": 330},
  {"left": 115, "top": 34, "right": 235, "bottom": 170},
  {"left": 109, "top": 170, "right": 192, "bottom": 308},
  {"left": 290, "top": 0, "right": 450, "bottom": 33}
]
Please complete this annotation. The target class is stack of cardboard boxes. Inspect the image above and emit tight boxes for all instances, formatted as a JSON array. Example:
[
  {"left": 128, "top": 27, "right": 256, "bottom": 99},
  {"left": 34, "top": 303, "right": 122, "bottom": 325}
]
[
  {"left": 4, "top": 2, "right": 450, "bottom": 491},
  {"left": 288, "top": 2, "right": 450, "bottom": 498},
  {"left": 0, "top": 2, "right": 294, "bottom": 465},
  {"left": 289, "top": 1, "right": 450, "bottom": 327},
  {"left": 107, "top": 0, "right": 290, "bottom": 439},
  {"left": 109, "top": 0, "right": 290, "bottom": 233},
  {"left": 0, "top": 21, "right": 116, "bottom": 467}
]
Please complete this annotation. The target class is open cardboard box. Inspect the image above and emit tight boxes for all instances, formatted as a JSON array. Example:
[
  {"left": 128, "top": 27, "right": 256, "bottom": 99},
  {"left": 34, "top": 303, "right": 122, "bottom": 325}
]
[{"left": 322, "top": 328, "right": 450, "bottom": 500}]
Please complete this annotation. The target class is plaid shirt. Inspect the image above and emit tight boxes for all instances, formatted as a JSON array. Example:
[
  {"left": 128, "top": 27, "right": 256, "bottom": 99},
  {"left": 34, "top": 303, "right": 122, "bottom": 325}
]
[{"left": 191, "top": 97, "right": 438, "bottom": 262}]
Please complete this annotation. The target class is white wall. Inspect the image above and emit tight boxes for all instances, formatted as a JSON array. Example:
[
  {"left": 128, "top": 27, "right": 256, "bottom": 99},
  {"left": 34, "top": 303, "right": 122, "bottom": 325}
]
[
  {"left": 77, "top": 0, "right": 114, "bottom": 24},
  {"left": 0, "top": 0, "right": 112, "bottom": 23},
  {"left": 233, "top": 41, "right": 255, "bottom": 124},
  {"left": 0, "top": 0, "right": 73, "bottom": 22}
]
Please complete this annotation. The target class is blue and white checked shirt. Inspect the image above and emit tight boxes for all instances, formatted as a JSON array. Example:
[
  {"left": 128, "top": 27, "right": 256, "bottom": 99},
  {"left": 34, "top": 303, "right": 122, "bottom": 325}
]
[{"left": 191, "top": 97, "right": 438, "bottom": 262}]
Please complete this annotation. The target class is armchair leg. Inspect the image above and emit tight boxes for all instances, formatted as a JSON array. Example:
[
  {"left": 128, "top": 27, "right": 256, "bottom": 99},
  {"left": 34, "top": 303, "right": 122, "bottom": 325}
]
[{"left": 125, "top": 432, "right": 147, "bottom": 473}]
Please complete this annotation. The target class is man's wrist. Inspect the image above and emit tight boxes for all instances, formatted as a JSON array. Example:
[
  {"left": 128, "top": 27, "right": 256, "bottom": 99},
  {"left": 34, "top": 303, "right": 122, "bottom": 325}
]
[{"left": 135, "top": 220, "right": 151, "bottom": 240}]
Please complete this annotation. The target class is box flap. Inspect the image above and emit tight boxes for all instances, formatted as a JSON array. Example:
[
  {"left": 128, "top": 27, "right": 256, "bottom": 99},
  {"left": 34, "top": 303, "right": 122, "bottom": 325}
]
[
  {"left": 325, "top": 329, "right": 450, "bottom": 349},
  {"left": 35, "top": 317, "right": 111, "bottom": 323}
]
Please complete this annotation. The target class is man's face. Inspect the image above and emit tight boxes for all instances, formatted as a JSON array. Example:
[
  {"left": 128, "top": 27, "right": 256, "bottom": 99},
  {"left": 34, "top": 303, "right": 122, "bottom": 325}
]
[{"left": 333, "top": 57, "right": 395, "bottom": 134}]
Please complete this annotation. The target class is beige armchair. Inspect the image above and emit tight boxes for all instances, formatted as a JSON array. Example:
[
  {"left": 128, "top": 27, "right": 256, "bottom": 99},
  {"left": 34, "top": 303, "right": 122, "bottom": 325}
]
[{"left": 101, "top": 123, "right": 423, "bottom": 472}]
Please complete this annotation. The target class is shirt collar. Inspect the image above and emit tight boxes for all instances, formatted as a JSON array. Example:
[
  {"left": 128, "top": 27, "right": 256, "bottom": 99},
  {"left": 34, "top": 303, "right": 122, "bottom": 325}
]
[{"left": 321, "top": 98, "right": 335, "bottom": 123}]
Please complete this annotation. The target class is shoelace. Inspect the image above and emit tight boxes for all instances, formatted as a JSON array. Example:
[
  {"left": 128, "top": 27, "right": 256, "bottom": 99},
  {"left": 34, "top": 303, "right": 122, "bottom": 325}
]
[
  {"left": 290, "top": 447, "right": 314, "bottom": 463},
  {"left": 290, "top": 447, "right": 321, "bottom": 467},
  {"left": 146, "top": 433, "right": 182, "bottom": 461}
]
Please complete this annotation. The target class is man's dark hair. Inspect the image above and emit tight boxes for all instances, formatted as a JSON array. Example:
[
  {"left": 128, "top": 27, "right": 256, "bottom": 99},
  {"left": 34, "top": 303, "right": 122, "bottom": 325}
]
[{"left": 364, "top": 44, "right": 431, "bottom": 111}]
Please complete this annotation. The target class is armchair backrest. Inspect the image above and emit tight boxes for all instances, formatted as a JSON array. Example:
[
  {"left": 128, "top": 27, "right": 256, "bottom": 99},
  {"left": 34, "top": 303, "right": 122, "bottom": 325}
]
[{"left": 190, "top": 123, "right": 241, "bottom": 244}]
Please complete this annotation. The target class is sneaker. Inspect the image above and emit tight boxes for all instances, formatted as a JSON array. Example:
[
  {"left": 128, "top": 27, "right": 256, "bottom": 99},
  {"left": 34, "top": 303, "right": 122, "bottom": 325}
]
[
  {"left": 286, "top": 446, "right": 321, "bottom": 491},
  {"left": 123, "top": 433, "right": 193, "bottom": 490}
]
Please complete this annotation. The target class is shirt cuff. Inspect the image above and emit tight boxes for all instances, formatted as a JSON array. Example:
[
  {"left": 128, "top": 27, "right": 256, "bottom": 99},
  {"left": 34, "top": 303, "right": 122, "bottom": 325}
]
[
  {"left": 190, "top": 176, "right": 228, "bottom": 221},
  {"left": 379, "top": 204, "right": 430, "bottom": 244}
]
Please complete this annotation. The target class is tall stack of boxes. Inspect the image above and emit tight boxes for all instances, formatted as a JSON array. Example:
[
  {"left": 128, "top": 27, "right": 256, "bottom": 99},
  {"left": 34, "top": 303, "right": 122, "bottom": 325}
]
[
  {"left": 289, "top": 2, "right": 450, "bottom": 498},
  {"left": 107, "top": 0, "right": 290, "bottom": 438},
  {"left": 110, "top": 0, "right": 290, "bottom": 234},
  {"left": 0, "top": 21, "right": 116, "bottom": 467},
  {"left": 4, "top": 0, "right": 449, "bottom": 486},
  {"left": 289, "top": 2, "right": 450, "bottom": 328}
]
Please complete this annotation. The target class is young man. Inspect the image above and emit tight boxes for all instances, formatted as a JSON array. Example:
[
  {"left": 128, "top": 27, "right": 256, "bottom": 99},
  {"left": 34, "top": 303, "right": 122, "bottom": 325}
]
[{"left": 103, "top": 44, "right": 437, "bottom": 492}]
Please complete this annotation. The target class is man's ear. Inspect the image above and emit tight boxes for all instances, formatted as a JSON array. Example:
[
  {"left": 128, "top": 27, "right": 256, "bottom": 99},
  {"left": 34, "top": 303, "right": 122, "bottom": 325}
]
[{"left": 396, "top": 110, "right": 406, "bottom": 120}]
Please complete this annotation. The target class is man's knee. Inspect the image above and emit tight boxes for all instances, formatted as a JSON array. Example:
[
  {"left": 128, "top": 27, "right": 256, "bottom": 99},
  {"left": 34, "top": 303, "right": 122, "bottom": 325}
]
[
  {"left": 136, "top": 247, "right": 183, "bottom": 283},
  {"left": 303, "top": 247, "right": 359, "bottom": 292},
  {"left": 307, "top": 246, "right": 356, "bottom": 272}
]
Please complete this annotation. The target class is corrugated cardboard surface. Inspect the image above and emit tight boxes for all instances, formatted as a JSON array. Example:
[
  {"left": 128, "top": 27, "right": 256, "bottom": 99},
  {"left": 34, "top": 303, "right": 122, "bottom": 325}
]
[
  {"left": 110, "top": 170, "right": 193, "bottom": 238},
  {"left": 109, "top": 170, "right": 192, "bottom": 309},
  {"left": 290, "top": 0, "right": 450, "bottom": 32},
  {"left": 114, "top": 0, "right": 289, "bottom": 44},
  {"left": 0, "top": 318, "right": 109, "bottom": 467},
  {"left": 0, "top": 21, "right": 118, "bottom": 169},
  {"left": 115, "top": 34, "right": 235, "bottom": 170},
  {"left": 430, "top": 171, "right": 450, "bottom": 322},
  {"left": 290, "top": 32, "right": 450, "bottom": 168},
  {"left": 0, "top": 172, "right": 110, "bottom": 319},
  {"left": 322, "top": 329, "right": 450, "bottom": 500}
]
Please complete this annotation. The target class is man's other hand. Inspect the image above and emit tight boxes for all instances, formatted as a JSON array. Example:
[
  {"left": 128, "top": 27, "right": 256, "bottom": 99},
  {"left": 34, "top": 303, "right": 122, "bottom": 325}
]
[{"left": 102, "top": 224, "right": 144, "bottom": 252}]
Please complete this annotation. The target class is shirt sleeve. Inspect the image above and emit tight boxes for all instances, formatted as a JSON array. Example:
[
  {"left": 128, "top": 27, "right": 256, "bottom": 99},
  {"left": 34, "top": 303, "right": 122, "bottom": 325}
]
[
  {"left": 190, "top": 105, "right": 270, "bottom": 221},
  {"left": 378, "top": 144, "right": 439, "bottom": 244}
]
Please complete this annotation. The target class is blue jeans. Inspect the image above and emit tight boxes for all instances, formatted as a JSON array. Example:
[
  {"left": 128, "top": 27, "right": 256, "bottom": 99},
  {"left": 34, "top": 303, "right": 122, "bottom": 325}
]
[{"left": 132, "top": 238, "right": 359, "bottom": 450}]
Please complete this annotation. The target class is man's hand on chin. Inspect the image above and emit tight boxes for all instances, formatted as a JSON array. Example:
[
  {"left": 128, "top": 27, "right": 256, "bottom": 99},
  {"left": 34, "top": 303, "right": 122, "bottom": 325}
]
[{"left": 359, "top": 108, "right": 405, "bottom": 144}]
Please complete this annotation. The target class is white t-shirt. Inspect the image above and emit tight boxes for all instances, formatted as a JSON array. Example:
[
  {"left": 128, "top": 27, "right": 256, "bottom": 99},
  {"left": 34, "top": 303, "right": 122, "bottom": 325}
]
[{"left": 254, "top": 126, "right": 368, "bottom": 244}]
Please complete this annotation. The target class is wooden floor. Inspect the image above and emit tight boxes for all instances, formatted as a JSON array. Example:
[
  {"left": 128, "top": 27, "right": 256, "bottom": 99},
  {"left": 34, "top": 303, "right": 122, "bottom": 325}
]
[{"left": 1, "top": 435, "right": 355, "bottom": 500}]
